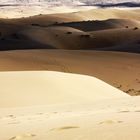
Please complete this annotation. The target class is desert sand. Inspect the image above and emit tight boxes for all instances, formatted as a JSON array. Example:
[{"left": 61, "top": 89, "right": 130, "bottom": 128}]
[
  {"left": 0, "top": 50, "right": 139, "bottom": 95},
  {"left": 0, "top": 8, "right": 140, "bottom": 52},
  {"left": 0, "top": 5, "right": 140, "bottom": 140},
  {"left": 1, "top": 71, "right": 140, "bottom": 140},
  {"left": 1, "top": 96, "right": 140, "bottom": 140},
  {"left": 0, "top": 71, "right": 138, "bottom": 140},
  {"left": 0, "top": 71, "right": 128, "bottom": 108}
]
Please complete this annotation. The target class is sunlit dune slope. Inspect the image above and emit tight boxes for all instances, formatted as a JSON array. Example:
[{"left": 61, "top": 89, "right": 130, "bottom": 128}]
[{"left": 0, "top": 71, "right": 128, "bottom": 108}]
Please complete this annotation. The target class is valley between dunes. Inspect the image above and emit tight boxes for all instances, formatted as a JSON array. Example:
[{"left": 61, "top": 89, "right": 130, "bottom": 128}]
[{"left": 0, "top": 7, "right": 140, "bottom": 140}]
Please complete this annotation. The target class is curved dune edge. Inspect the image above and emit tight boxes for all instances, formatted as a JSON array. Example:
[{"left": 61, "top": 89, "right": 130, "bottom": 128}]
[
  {"left": 0, "top": 71, "right": 129, "bottom": 108},
  {"left": 1, "top": 71, "right": 140, "bottom": 140},
  {"left": 0, "top": 50, "right": 139, "bottom": 95}
]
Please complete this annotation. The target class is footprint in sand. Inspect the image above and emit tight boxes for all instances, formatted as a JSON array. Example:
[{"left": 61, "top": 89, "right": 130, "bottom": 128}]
[
  {"left": 99, "top": 120, "right": 123, "bottom": 125},
  {"left": 52, "top": 112, "right": 58, "bottom": 114},
  {"left": 135, "top": 110, "right": 140, "bottom": 112},
  {"left": 50, "top": 126, "right": 79, "bottom": 131},
  {"left": 6, "top": 115, "right": 16, "bottom": 119},
  {"left": 9, "top": 134, "right": 36, "bottom": 140},
  {"left": 118, "top": 110, "right": 130, "bottom": 113},
  {"left": 8, "top": 121, "right": 20, "bottom": 125},
  {"left": 36, "top": 113, "right": 43, "bottom": 115}
]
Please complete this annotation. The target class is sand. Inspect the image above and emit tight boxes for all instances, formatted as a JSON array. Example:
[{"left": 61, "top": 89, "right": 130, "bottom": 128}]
[
  {"left": 1, "top": 96, "right": 140, "bottom": 140},
  {"left": 0, "top": 6, "right": 140, "bottom": 140},
  {"left": 0, "top": 71, "right": 140, "bottom": 140},
  {"left": 1, "top": 71, "right": 138, "bottom": 140},
  {"left": 0, "top": 50, "right": 139, "bottom": 96},
  {"left": 0, "top": 8, "right": 140, "bottom": 52},
  {"left": 0, "top": 5, "right": 94, "bottom": 19},
  {"left": 0, "top": 71, "right": 128, "bottom": 108}
]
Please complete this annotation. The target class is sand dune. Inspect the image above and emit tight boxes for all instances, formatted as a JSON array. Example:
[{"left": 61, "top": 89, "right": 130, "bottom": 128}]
[
  {"left": 0, "top": 11, "right": 140, "bottom": 52},
  {"left": 0, "top": 50, "right": 139, "bottom": 96},
  {"left": 89, "top": 28, "right": 140, "bottom": 52},
  {"left": 0, "top": 5, "right": 94, "bottom": 19},
  {"left": 1, "top": 71, "right": 137, "bottom": 140},
  {"left": 18, "top": 27, "right": 140, "bottom": 52},
  {"left": 0, "top": 22, "right": 140, "bottom": 52},
  {"left": 1, "top": 8, "right": 140, "bottom": 21},
  {"left": 0, "top": 8, "right": 140, "bottom": 52},
  {"left": 0, "top": 71, "right": 128, "bottom": 108},
  {"left": 1, "top": 89, "right": 140, "bottom": 140},
  {"left": 77, "top": 8, "right": 140, "bottom": 21},
  {"left": 54, "top": 19, "right": 140, "bottom": 31},
  {"left": 19, "top": 26, "right": 89, "bottom": 49}
]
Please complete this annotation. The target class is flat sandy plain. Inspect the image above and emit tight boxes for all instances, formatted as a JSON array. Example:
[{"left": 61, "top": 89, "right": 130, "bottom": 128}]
[{"left": 0, "top": 6, "right": 140, "bottom": 140}]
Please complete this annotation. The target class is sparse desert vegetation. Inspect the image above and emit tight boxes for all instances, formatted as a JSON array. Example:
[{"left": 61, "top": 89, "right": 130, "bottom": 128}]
[
  {"left": 80, "top": 34, "right": 90, "bottom": 38},
  {"left": 133, "top": 27, "right": 139, "bottom": 30},
  {"left": 66, "top": 31, "right": 72, "bottom": 34}
]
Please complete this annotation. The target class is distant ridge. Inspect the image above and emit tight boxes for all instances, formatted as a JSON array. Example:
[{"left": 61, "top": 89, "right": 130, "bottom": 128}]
[{"left": 95, "top": 2, "right": 140, "bottom": 8}]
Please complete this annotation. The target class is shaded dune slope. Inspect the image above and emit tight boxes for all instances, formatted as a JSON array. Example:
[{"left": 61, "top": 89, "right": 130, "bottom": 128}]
[
  {"left": 50, "top": 19, "right": 140, "bottom": 31},
  {"left": 19, "top": 26, "right": 85, "bottom": 49},
  {"left": 0, "top": 20, "right": 140, "bottom": 52},
  {"left": 18, "top": 27, "right": 140, "bottom": 52},
  {"left": 0, "top": 9, "right": 140, "bottom": 52}
]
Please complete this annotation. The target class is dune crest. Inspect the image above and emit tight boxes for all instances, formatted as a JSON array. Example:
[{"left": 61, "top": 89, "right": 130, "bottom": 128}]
[{"left": 0, "top": 71, "right": 128, "bottom": 108}]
